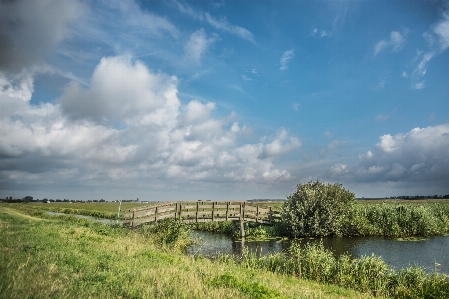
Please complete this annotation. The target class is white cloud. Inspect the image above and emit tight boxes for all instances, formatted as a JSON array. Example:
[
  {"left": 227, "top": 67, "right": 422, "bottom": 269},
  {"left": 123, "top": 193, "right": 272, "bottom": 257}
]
[
  {"left": 375, "top": 108, "right": 396, "bottom": 122},
  {"left": 292, "top": 103, "right": 300, "bottom": 111},
  {"left": 412, "top": 81, "right": 425, "bottom": 90},
  {"left": 174, "top": 1, "right": 255, "bottom": 43},
  {"left": 0, "top": 56, "right": 300, "bottom": 197},
  {"left": 374, "top": 30, "right": 406, "bottom": 56},
  {"left": 204, "top": 13, "right": 255, "bottom": 43},
  {"left": 258, "top": 128, "right": 301, "bottom": 159},
  {"left": 280, "top": 50, "right": 294, "bottom": 71},
  {"left": 184, "top": 29, "right": 218, "bottom": 65},
  {"left": 59, "top": 56, "right": 177, "bottom": 124},
  {"left": 311, "top": 28, "right": 331, "bottom": 38},
  {"left": 411, "top": 11, "right": 449, "bottom": 89},
  {"left": 321, "top": 124, "right": 449, "bottom": 190},
  {"left": 433, "top": 12, "right": 449, "bottom": 51}
]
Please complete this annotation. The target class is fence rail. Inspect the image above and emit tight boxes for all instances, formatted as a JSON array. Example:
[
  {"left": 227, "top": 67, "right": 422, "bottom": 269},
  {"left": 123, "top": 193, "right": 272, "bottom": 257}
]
[{"left": 122, "top": 201, "right": 280, "bottom": 229}]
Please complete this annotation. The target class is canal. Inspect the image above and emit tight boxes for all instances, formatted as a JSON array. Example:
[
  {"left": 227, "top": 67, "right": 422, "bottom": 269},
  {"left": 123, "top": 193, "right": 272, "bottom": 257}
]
[{"left": 186, "top": 231, "right": 449, "bottom": 274}]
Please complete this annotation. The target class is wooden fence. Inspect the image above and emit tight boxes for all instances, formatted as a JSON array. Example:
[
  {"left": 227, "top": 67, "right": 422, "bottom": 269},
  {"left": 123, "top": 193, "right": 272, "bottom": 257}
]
[{"left": 122, "top": 201, "right": 280, "bottom": 231}]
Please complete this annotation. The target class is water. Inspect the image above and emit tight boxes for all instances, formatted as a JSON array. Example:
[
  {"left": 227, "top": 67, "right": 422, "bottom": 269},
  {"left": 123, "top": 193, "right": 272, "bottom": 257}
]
[
  {"left": 45, "top": 211, "right": 449, "bottom": 274},
  {"left": 186, "top": 231, "right": 449, "bottom": 274},
  {"left": 45, "top": 211, "right": 121, "bottom": 225}
]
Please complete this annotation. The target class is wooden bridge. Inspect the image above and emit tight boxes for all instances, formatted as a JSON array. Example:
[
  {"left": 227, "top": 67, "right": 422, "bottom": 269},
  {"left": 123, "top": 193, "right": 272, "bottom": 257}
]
[{"left": 122, "top": 201, "right": 279, "bottom": 237}]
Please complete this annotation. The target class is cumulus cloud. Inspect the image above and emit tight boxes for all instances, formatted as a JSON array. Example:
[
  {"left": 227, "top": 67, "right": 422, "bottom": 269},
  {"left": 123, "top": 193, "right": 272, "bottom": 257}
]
[
  {"left": 0, "top": 56, "right": 300, "bottom": 197},
  {"left": 258, "top": 128, "right": 301, "bottom": 159},
  {"left": 321, "top": 124, "right": 449, "bottom": 192},
  {"left": 0, "top": 0, "right": 86, "bottom": 73},
  {"left": 59, "top": 56, "right": 177, "bottom": 124},
  {"left": 280, "top": 50, "right": 294, "bottom": 71},
  {"left": 374, "top": 30, "right": 406, "bottom": 56}
]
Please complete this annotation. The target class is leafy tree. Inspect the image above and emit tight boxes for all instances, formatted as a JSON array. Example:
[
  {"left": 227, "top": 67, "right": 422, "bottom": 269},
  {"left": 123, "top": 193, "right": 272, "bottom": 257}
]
[{"left": 281, "top": 181, "right": 355, "bottom": 237}]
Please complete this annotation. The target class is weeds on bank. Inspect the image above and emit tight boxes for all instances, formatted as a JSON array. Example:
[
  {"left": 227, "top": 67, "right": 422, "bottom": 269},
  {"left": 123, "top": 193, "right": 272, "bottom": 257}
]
[
  {"left": 235, "top": 241, "right": 449, "bottom": 298},
  {"left": 343, "top": 203, "right": 449, "bottom": 238}
]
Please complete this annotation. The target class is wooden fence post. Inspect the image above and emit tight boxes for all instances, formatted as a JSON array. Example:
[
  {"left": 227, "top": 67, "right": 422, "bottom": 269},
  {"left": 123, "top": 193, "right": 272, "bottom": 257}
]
[
  {"left": 256, "top": 204, "right": 259, "bottom": 223},
  {"left": 154, "top": 206, "right": 158, "bottom": 222},
  {"left": 212, "top": 201, "right": 215, "bottom": 221},
  {"left": 116, "top": 200, "right": 122, "bottom": 225},
  {"left": 196, "top": 201, "right": 199, "bottom": 222},
  {"left": 132, "top": 209, "right": 135, "bottom": 230},
  {"left": 226, "top": 202, "right": 229, "bottom": 221},
  {"left": 175, "top": 202, "right": 178, "bottom": 220},
  {"left": 269, "top": 206, "right": 273, "bottom": 224},
  {"left": 239, "top": 202, "right": 245, "bottom": 238}
]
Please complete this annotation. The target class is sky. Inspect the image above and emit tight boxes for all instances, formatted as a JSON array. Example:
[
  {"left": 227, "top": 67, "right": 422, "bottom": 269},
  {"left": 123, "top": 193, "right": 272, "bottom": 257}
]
[{"left": 1, "top": 0, "right": 448, "bottom": 201}]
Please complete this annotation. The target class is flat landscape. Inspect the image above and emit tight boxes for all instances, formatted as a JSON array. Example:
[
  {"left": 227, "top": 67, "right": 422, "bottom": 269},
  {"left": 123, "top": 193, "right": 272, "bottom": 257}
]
[{"left": 0, "top": 204, "right": 375, "bottom": 299}]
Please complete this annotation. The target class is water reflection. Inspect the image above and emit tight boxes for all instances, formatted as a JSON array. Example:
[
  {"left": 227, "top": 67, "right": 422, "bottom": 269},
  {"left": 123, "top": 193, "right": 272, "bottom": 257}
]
[{"left": 187, "top": 231, "right": 449, "bottom": 274}]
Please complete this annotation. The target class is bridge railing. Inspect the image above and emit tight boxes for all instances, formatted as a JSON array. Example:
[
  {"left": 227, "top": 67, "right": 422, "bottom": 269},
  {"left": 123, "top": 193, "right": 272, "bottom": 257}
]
[{"left": 122, "top": 201, "right": 281, "bottom": 228}]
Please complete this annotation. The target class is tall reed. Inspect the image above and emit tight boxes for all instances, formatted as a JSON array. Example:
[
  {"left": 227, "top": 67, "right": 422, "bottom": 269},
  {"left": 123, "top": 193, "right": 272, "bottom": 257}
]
[
  {"left": 342, "top": 203, "right": 449, "bottom": 238},
  {"left": 238, "top": 241, "right": 449, "bottom": 298}
]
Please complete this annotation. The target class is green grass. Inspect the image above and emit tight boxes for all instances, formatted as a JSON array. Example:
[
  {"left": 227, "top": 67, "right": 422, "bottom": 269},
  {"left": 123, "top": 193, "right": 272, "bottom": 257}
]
[
  {"left": 22, "top": 202, "right": 147, "bottom": 219},
  {"left": 0, "top": 204, "right": 376, "bottom": 299}
]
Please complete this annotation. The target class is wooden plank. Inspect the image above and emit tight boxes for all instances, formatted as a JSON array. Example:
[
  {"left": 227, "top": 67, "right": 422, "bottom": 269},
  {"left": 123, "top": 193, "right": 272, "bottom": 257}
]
[
  {"left": 155, "top": 206, "right": 176, "bottom": 214},
  {"left": 227, "top": 204, "right": 241, "bottom": 209},
  {"left": 180, "top": 204, "right": 197, "bottom": 210}
]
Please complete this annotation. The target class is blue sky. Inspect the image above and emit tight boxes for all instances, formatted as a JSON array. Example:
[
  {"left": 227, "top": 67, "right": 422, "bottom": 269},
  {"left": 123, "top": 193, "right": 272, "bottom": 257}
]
[{"left": 1, "top": 0, "right": 448, "bottom": 201}]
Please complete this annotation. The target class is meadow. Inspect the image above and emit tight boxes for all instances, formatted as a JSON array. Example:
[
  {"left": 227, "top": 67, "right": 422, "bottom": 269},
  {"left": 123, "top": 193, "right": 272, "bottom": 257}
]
[
  {"left": 25, "top": 201, "right": 145, "bottom": 219},
  {"left": 2, "top": 203, "right": 449, "bottom": 298},
  {"left": 0, "top": 204, "right": 376, "bottom": 299}
]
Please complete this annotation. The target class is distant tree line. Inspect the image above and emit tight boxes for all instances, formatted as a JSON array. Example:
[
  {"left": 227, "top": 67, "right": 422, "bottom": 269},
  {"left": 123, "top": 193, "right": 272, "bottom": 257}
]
[
  {"left": 0, "top": 197, "right": 119, "bottom": 203},
  {"left": 1, "top": 194, "right": 448, "bottom": 204},
  {"left": 360, "top": 195, "right": 449, "bottom": 200}
]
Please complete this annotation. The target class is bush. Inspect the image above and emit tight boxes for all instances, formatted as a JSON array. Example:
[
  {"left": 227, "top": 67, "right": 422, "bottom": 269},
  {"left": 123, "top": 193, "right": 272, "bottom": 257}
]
[
  {"left": 281, "top": 181, "right": 355, "bottom": 237},
  {"left": 139, "top": 219, "right": 191, "bottom": 251}
]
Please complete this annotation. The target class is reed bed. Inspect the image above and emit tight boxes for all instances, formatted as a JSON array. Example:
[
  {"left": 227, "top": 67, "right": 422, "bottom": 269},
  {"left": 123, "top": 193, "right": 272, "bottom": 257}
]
[
  {"left": 342, "top": 203, "right": 449, "bottom": 238},
  {"left": 235, "top": 241, "right": 449, "bottom": 298}
]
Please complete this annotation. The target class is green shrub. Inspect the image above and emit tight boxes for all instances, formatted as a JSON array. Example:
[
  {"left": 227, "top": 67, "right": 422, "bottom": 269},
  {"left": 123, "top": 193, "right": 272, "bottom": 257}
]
[
  {"left": 139, "top": 219, "right": 191, "bottom": 251},
  {"left": 281, "top": 181, "right": 355, "bottom": 237}
]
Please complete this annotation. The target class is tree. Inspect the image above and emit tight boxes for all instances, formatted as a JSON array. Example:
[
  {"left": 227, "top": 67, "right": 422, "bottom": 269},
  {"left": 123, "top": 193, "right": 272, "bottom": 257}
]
[{"left": 281, "top": 181, "right": 355, "bottom": 237}]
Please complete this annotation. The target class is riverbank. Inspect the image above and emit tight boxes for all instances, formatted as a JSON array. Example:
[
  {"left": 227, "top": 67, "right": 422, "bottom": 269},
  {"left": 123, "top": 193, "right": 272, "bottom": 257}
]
[
  {"left": 0, "top": 205, "right": 375, "bottom": 299},
  {"left": 3, "top": 204, "right": 449, "bottom": 298}
]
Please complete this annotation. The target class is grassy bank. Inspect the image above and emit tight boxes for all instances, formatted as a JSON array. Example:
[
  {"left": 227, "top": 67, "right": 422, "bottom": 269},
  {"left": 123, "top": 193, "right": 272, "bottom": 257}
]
[
  {"left": 24, "top": 201, "right": 144, "bottom": 219},
  {"left": 240, "top": 242, "right": 449, "bottom": 298},
  {"left": 0, "top": 204, "right": 375, "bottom": 299}
]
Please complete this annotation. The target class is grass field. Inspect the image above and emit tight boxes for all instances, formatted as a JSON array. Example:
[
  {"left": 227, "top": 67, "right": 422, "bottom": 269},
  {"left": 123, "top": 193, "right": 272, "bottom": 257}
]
[
  {"left": 27, "top": 201, "right": 146, "bottom": 212},
  {"left": 0, "top": 204, "right": 376, "bottom": 299}
]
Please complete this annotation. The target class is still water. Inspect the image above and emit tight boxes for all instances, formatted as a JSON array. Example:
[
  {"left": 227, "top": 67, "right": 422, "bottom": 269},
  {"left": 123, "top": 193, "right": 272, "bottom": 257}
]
[
  {"left": 46, "top": 211, "right": 121, "bottom": 225},
  {"left": 186, "top": 231, "right": 449, "bottom": 274}
]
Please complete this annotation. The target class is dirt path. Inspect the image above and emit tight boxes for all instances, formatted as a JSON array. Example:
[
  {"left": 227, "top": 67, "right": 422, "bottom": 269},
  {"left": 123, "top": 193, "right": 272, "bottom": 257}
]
[{"left": 0, "top": 206, "right": 44, "bottom": 221}]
